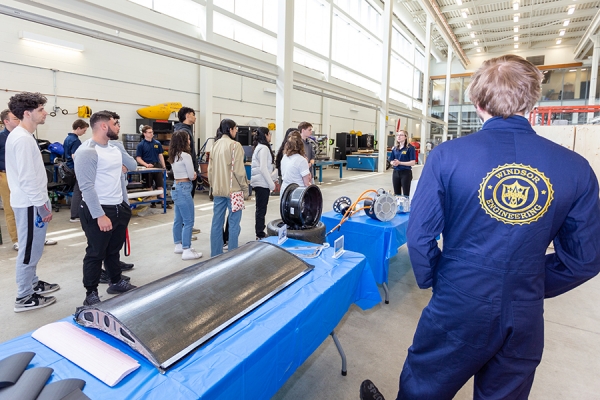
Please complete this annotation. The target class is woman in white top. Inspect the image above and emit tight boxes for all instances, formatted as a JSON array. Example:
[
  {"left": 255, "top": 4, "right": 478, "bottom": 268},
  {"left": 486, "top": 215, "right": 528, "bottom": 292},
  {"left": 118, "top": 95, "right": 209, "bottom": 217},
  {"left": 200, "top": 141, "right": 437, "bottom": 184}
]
[
  {"left": 168, "top": 131, "right": 201, "bottom": 260},
  {"left": 280, "top": 131, "right": 312, "bottom": 195},
  {"left": 250, "top": 127, "right": 277, "bottom": 239}
]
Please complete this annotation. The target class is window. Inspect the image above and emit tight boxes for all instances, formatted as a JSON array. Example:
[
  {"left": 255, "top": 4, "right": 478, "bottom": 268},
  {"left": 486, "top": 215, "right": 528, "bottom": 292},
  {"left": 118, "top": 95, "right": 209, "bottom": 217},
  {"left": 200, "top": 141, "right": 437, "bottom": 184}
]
[
  {"left": 332, "top": 13, "right": 381, "bottom": 79},
  {"left": 295, "top": 0, "right": 330, "bottom": 56},
  {"left": 331, "top": 65, "right": 379, "bottom": 93},
  {"left": 294, "top": 48, "right": 327, "bottom": 73},
  {"left": 129, "top": 0, "right": 205, "bottom": 27},
  {"left": 213, "top": 12, "right": 276, "bottom": 55}
]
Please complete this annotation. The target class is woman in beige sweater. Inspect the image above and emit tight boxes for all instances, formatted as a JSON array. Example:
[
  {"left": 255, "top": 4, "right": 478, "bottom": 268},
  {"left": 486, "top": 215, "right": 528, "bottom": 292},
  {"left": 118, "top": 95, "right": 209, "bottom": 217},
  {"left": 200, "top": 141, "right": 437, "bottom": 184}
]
[{"left": 208, "top": 119, "right": 249, "bottom": 256}]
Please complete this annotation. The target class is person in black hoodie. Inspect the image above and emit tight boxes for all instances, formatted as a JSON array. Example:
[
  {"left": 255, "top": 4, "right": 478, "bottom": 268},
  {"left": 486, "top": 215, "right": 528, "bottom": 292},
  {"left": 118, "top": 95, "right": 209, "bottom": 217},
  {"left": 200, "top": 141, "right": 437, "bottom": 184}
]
[{"left": 174, "top": 107, "right": 198, "bottom": 197}]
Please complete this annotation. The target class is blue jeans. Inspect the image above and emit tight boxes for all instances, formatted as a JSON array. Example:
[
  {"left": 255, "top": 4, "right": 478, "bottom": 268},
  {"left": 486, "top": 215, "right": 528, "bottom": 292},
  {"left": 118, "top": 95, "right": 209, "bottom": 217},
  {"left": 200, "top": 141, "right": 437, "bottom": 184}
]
[
  {"left": 211, "top": 196, "right": 242, "bottom": 257},
  {"left": 171, "top": 181, "right": 195, "bottom": 249}
]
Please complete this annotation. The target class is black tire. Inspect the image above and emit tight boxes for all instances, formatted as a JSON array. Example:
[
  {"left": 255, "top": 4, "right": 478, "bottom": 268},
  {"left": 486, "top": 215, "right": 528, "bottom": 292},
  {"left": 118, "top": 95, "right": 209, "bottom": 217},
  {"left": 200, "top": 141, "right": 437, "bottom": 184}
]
[{"left": 266, "top": 219, "right": 326, "bottom": 245}]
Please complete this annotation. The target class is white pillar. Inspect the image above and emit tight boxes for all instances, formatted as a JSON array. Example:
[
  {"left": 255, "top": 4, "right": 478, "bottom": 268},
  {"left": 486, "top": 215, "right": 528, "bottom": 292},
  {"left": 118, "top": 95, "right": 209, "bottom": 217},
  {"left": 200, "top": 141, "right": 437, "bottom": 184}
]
[
  {"left": 275, "top": 0, "right": 294, "bottom": 152},
  {"left": 443, "top": 47, "right": 453, "bottom": 142},
  {"left": 420, "top": 16, "right": 432, "bottom": 158},
  {"left": 321, "top": 0, "right": 334, "bottom": 158},
  {"left": 588, "top": 35, "right": 600, "bottom": 122},
  {"left": 199, "top": 0, "right": 214, "bottom": 149},
  {"left": 376, "top": 0, "right": 393, "bottom": 172}
]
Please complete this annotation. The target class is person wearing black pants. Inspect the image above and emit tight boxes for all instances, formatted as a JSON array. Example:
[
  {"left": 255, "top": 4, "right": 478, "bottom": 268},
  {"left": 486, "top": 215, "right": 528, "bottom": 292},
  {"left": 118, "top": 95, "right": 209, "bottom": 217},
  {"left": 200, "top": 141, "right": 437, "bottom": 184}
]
[
  {"left": 388, "top": 130, "right": 416, "bottom": 196},
  {"left": 250, "top": 127, "right": 276, "bottom": 239},
  {"left": 75, "top": 110, "right": 137, "bottom": 306},
  {"left": 80, "top": 201, "right": 131, "bottom": 295}
]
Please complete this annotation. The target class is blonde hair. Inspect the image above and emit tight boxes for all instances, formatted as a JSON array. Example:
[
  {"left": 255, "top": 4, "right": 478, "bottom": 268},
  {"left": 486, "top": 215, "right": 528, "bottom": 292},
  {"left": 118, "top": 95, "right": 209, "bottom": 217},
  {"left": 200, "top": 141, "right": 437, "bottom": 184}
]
[{"left": 467, "top": 54, "right": 542, "bottom": 118}]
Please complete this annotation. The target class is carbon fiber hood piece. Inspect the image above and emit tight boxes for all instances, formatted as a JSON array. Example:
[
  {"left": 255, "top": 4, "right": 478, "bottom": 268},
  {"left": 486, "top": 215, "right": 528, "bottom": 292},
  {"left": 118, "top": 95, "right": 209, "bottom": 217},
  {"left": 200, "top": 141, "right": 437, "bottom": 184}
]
[{"left": 74, "top": 241, "right": 313, "bottom": 371}]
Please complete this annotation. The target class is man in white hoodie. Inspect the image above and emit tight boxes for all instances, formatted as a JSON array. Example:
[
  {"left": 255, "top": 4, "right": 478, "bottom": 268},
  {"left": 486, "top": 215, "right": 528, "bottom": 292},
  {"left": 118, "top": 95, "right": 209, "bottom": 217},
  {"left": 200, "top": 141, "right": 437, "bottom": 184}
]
[{"left": 6, "top": 92, "right": 60, "bottom": 312}]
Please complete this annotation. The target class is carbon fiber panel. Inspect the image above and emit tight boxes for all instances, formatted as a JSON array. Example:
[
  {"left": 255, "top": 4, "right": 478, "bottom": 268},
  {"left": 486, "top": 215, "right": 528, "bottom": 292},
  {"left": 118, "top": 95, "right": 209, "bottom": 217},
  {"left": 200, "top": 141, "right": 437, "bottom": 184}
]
[{"left": 74, "top": 241, "right": 313, "bottom": 371}]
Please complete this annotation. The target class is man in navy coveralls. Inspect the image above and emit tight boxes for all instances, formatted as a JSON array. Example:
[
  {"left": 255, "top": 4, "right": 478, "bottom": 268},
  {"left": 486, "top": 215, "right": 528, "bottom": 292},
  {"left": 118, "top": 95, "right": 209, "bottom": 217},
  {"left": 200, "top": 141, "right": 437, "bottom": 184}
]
[{"left": 361, "top": 55, "right": 600, "bottom": 400}]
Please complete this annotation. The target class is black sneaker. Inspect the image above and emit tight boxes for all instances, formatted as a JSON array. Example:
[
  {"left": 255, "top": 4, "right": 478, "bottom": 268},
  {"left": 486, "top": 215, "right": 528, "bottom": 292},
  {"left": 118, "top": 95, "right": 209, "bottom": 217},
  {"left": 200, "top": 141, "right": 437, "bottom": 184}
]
[
  {"left": 32, "top": 280, "right": 60, "bottom": 295},
  {"left": 360, "top": 380, "right": 386, "bottom": 400},
  {"left": 107, "top": 279, "right": 137, "bottom": 294},
  {"left": 14, "top": 293, "right": 56, "bottom": 313},
  {"left": 119, "top": 261, "right": 135, "bottom": 271},
  {"left": 99, "top": 270, "right": 130, "bottom": 284},
  {"left": 83, "top": 291, "right": 101, "bottom": 306}
]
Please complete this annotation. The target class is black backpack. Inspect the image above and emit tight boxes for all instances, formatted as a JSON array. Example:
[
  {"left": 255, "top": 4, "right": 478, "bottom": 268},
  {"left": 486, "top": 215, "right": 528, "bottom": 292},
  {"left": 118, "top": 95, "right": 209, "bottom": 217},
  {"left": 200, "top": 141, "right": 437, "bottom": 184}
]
[{"left": 56, "top": 159, "right": 76, "bottom": 187}]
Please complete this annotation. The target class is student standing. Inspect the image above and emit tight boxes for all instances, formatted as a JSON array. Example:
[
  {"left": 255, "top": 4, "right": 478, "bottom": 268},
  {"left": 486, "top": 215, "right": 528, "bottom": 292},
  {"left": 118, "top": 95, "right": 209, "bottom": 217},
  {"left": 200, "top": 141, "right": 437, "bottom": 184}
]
[
  {"left": 250, "top": 127, "right": 276, "bottom": 240},
  {"left": 388, "top": 130, "right": 416, "bottom": 196},
  {"left": 135, "top": 125, "right": 168, "bottom": 208},
  {"left": 75, "top": 110, "right": 136, "bottom": 306},
  {"left": 169, "top": 130, "right": 201, "bottom": 260},
  {"left": 208, "top": 119, "right": 249, "bottom": 256},
  {"left": 6, "top": 92, "right": 60, "bottom": 312}
]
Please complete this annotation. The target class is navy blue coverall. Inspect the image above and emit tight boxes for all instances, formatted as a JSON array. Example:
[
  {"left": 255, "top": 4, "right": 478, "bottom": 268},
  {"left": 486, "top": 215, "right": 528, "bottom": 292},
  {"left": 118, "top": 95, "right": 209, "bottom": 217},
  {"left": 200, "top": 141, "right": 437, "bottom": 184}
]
[{"left": 401, "top": 116, "right": 600, "bottom": 399}]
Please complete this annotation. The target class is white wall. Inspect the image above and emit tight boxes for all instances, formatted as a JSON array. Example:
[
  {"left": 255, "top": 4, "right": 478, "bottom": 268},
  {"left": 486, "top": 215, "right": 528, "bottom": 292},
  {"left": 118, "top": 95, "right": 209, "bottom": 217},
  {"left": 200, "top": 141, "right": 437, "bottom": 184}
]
[{"left": 0, "top": 14, "right": 377, "bottom": 157}]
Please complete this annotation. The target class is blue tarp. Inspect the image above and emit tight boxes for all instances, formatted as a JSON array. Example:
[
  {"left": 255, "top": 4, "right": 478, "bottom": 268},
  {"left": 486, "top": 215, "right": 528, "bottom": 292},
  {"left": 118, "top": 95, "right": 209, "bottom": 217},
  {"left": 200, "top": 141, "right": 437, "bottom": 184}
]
[
  {"left": 321, "top": 211, "right": 410, "bottom": 284},
  {"left": 0, "top": 238, "right": 380, "bottom": 399}
]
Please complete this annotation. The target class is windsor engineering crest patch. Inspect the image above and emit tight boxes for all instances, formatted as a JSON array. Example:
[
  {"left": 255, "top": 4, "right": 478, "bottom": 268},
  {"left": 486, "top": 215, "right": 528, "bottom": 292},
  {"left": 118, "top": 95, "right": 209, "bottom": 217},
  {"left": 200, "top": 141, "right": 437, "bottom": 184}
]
[{"left": 479, "top": 163, "right": 554, "bottom": 225}]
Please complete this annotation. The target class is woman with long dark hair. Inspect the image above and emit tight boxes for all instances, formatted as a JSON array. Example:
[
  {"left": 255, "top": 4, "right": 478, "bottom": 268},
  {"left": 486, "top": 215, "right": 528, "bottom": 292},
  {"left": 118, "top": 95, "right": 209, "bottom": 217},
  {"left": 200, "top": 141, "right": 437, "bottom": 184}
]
[
  {"left": 169, "top": 130, "right": 201, "bottom": 260},
  {"left": 388, "top": 130, "right": 416, "bottom": 196},
  {"left": 208, "top": 118, "right": 249, "bottom": 256},
  {"left": 250, "top": 127, "right": 276, "bottom": 239},
  {"left": 280, "top": 131, "right": 312, "bottom": 195}
]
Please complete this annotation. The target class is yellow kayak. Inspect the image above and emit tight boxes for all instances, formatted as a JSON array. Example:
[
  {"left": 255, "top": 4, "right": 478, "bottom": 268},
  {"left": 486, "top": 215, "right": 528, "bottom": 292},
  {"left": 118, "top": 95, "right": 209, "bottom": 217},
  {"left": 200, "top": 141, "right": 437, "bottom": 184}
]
[{"left": 137, "top": 102, "right": 182, "bottom": 120}]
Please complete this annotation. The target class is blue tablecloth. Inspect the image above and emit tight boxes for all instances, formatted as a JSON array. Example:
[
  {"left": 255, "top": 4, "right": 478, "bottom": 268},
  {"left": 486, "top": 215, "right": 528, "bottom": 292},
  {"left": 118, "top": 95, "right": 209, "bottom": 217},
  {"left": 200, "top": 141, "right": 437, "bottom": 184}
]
[
  {"left": 0, "top": 238, "right": 380, "bottom": 399},
  {"left": 321, "top": 211, "right": 410, "bottom": 284}
]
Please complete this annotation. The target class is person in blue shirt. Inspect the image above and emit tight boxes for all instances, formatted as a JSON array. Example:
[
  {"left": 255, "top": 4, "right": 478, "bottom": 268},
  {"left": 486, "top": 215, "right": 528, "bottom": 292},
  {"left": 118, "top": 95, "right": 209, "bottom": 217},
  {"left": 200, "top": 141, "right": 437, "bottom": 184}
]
[
  {"left": 361, "top": 55, "right": 600, "bottom": 400},
  {"left": 388, "top": 130, "right": 416, "bottom": 196},
  {"left": 63, "top": 119, "right": 89, "bottom": 222},
  {"left": 136, "top": 125, "right": 167, "bottom": 207},
  {"left": 0, "top": 109, "right": 21, "bottom": 248}
]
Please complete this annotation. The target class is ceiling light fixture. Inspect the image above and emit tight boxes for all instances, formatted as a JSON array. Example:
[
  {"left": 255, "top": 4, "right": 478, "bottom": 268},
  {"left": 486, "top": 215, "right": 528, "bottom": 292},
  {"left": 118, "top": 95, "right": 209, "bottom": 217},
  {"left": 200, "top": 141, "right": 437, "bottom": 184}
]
[
  {"left": 477, "top": 48, "right": 481, "bottom": 52},
  {"left": 457, "top": 0, "right": 462, "bottom": 5},
  {"left": 514, "top": 14, "right": 519, "bottom": 23},
  {"left": 564, "top": 20, "right": 570, "bottom": 26},
  {"left": 18, "top": 31, "right": 84, "bottom": 52},
  {"left": 514, "top": 35, "right": 519, "bottom": 41},
  {"left": 474, "top": 40, "right": 478, "bottom": 45},
  {"left": 470, "top": 32, "right": 475, "bottom": 38},
  {"left": 514, "top": 26, "right": 519, "bottom": 33},
  {"left": 582, "top": 68, "right": 587, "bottom": 71},
  {"left": 461, "top": 11, "right": 468, "bottom": 18},
  {"left": 513, "top": 1, "right": 519, "bottom": 11},
  {"left": 559, "top": 29, "right": 565, "bottom": 36},
  {"left": 567, "top": 7, "right": 575, "bottom": 15},
  {"left": 556, "top": 38, "right": 562, "bottom": 44},
  {"left": 466, "top": 22, "right": 472, "bottom": 29},
  {"left": 514, "top": 44, "right": 519, "bottom": 49},
  {"left": 569, "top": 69, "right": 577, "bottom": 72}
]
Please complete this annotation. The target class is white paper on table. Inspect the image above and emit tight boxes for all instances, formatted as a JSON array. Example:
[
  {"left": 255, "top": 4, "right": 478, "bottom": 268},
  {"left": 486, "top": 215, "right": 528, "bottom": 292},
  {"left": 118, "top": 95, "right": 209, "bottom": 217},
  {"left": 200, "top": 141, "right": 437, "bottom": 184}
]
[{"left": 31, "top": 321, "right": 140, "bottom": 387}]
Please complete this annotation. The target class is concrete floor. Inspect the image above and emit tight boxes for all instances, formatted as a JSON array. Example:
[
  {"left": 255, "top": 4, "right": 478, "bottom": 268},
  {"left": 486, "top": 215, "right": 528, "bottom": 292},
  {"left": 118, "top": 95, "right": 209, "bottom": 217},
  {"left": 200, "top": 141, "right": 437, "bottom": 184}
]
[{"left": 0, "top": 166, "right": 599, "bottom": 399}]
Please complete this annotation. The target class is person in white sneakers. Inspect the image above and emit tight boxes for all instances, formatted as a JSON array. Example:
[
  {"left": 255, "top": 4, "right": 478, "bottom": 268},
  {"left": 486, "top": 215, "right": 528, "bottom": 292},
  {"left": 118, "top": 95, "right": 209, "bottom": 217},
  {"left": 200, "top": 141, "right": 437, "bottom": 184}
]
[
  {"left": 6, "top": 92, "right": 60, "bottom": 312},
  {"left": 169, "top": 130, "right": 201, "bottom": 260}
]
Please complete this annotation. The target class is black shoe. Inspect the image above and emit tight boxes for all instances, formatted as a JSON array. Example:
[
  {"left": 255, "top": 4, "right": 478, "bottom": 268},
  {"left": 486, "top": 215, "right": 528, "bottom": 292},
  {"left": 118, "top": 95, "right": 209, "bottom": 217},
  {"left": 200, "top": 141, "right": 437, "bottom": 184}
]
[
  {"left": 360, "top": 380, "right": 386, "bottom": 400},
  {"left": 83, "top": 291, "right": 101, "bottom": 306},
  {"left": 99, "top": 270, "right": 130, "bottom": 284},
  {"left": 33, "top": 280, "right": 60, "bottom": 295},
  {"left": 107, "top": 279, "right": 137, "bottom": 294},
  {"left": 119, "top": 261, "right": 135, "bottom": 271}
]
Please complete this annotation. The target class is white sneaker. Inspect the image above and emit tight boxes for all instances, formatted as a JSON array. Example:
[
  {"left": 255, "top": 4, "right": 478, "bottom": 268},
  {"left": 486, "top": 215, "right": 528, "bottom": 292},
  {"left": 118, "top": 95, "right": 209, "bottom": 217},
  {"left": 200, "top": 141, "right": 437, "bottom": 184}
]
[
  {"left": 44, "top": 239, "right": 57, "bottom": 246},
  {"left": 182, "top": 248, "right": 202, "bottom": 260},
  {"left": 69, "top": 218, "right": 80, "bottom": 223},
  {"left": 12, "top": 243, "right": 18, "bottom": 251},
  {"left": 174, "top": 243, "right": 183, "bottom": 254}
]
